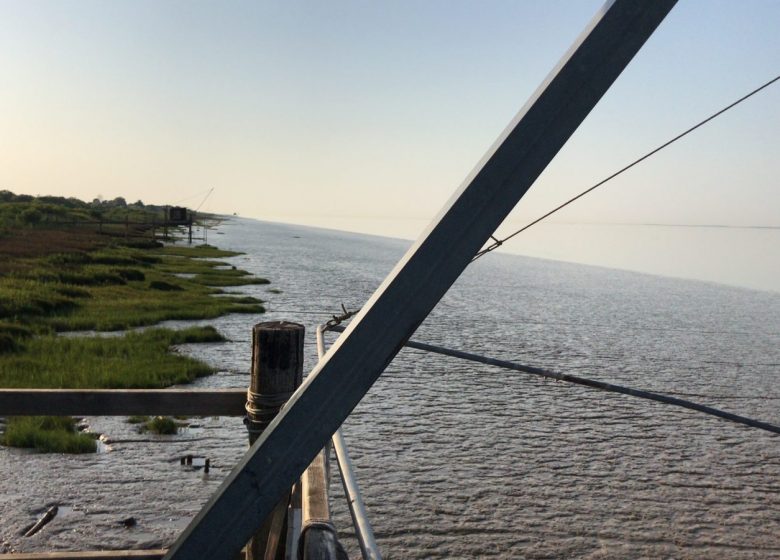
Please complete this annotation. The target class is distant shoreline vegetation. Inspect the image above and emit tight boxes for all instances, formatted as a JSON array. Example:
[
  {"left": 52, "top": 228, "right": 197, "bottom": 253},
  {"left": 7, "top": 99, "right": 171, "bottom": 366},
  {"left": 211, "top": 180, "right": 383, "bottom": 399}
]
[{"left": 0, "top": 190, "right": 268, "bottom": 452}]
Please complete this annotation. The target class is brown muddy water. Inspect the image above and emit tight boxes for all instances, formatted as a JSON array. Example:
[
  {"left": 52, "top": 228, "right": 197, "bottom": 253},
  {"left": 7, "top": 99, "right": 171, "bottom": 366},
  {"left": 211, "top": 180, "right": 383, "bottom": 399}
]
[{"left": 1, "top": 217, "right": 779, "bottom": 558}]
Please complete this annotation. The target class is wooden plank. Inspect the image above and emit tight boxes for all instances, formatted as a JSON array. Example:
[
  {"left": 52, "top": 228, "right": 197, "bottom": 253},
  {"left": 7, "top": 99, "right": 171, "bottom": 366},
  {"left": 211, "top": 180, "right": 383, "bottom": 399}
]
[
  {"left": 163, "top": 3, "right": 678, "bottom": 559},
  {"left": 0, "top": 389, "right": 246, "bottom": 416},
  {"left": 301, "top": 448, "right": 330, "bottom": 524},
  {"left": 301, "top": 447, "right": 338, "bottom": 560},
  {"left": 0, "top": 550, "right": 166, "bottom": 560}
]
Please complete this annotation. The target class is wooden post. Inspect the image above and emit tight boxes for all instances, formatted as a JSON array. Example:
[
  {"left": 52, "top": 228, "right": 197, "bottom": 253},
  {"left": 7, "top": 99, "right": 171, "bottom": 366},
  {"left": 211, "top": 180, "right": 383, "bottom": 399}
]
[{"left": 244, "top": 321, "right": 305, "bottom": 560}]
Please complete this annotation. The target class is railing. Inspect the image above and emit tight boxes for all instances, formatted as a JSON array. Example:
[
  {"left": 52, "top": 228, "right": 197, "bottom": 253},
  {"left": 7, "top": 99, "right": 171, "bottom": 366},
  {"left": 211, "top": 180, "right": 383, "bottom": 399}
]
[{"left": 0, "top": 321, "right": 380, "bottom": 560}]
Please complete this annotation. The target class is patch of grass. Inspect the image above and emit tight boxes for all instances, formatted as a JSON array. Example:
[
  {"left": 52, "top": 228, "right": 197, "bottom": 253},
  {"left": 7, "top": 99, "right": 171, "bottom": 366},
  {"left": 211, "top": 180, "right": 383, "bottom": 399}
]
[
  {"left": 159, "top": 245, "right": 243, "bottom": 258},
  {"left": 139, "top": 416, "right": 178, "bottom": 435},
  {"left": 229, "top": 296, "right": 264, "bottom": 304},
  {"left": 0, "top": 321, "right": 231, "bottom": 454},
  {"left": 47, "top": 283, "right": 264, "bottom": 332},
  {"left": 56, "top": 269, "right": 127, "bottom": 286},
  {"left": 191, "top": 271, "right": 270, "bottom": 287},
  {"left": 0, "top": 326, "right": 224, "bottom": 388},
  {"left": 169, "top": 325, "right": 224, "bottom": 344},
  {"left": 149, "top": 280, "right": 183, "bottom": 291},
  {"left": 3, "top": 416, "right": 96, "bottom": 454},
  {"left": 0, "top": 193, "right": 270, "bottom": 453},
  {"left": 0, "top": 322, "right": 33, "bottom": 353},
  {"left": 115, "top": 268, "right": 146, "bottom": 282},
  {"left": 54, "top": 286, "right": 92, "bottom": 299},
  {"left": 266, "top": 288, "right": 283, "bottom": 294},
  {"left": 126, "top": 415, "right": 149, "bottom": 424},
  {"left": 154, "top": 256, "right": 232, "bottom": 276},
  {"left": 122, "top": 239, "right": 163, "bottom": 250},
  {"left": 0, "top": 278, "right": 78, "bottom": 319},
  {"left": 1, "top": 237, "right": 265, "bottom": 330},
  {"left": 46, "top": 252, "right": 92, "bottom": 267}
]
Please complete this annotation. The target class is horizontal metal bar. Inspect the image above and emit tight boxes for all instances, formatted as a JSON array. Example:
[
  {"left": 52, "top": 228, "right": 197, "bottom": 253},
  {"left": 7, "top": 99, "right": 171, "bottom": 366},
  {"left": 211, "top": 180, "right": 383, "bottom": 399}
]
[
  {"left": 0, "top": 389, "right": 246, "bottom": 416},
  {"left": 0, "top": 551, "right": 166, "bottom": 560},
  {"left": 328, "top": 325, "right": 780, "bottom": 435}
]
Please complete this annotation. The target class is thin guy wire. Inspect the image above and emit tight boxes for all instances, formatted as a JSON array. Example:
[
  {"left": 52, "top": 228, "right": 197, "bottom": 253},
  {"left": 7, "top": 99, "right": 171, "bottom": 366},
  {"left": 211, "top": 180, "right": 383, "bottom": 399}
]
[
  {"left": 473, "top": 74, "right": 780, "bottom": 261},
  {"left": 326, "top": 324, "right": 780, "bottom": 435},
  {"left": 172, "top": 187, "right": 213, "bottom": 206},
  {"left": 194, "top": 187, "right": 214, "bottom": 212}
]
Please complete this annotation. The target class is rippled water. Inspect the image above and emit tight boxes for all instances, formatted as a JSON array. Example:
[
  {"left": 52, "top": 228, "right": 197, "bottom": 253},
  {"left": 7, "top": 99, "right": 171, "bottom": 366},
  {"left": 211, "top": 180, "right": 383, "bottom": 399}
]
[{"left": 1, "top": 217, "right": 779, "bottom": 558}]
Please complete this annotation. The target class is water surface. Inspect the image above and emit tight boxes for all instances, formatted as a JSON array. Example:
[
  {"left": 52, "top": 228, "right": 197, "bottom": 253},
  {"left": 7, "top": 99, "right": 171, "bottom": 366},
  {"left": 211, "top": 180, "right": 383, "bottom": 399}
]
[{"left": 1, "top": 217, "right": 778, "bottom": 559}]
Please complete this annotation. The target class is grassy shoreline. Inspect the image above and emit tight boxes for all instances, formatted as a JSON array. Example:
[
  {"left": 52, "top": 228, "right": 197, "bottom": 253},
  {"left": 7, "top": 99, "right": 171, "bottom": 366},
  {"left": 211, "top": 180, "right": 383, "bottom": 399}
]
[{"left": 0, "top": 192, "right": 268, "bottom": 452}]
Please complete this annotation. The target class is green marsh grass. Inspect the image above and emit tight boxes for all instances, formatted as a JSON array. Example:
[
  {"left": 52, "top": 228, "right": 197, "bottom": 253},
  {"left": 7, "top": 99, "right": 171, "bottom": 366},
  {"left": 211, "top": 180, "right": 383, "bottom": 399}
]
[
  {"left": 1, "top": 326, "right": 219, "bottom": 450},
  {"left": 158, "top": 245, "right": 241, "bottom": 258},
  {"left": 1, "top": 199, "right": 270, "bottom": 453},
  {"left": 139, "top": 416, "right": 178, "bottom": 435},
  {"left": 0, "top": 245, "right": 267, "bottom": 332},
  {"left": 0, "top": 326, "right": 224, "bottom": 389},
  {"left": 3, "top": 416, "right": 96, "bottom": 454}
]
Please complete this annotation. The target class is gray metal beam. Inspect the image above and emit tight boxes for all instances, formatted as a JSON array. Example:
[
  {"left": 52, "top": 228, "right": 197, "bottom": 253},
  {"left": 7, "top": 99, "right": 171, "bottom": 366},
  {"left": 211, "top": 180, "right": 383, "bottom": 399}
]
[{"left": 163, "top": 2, "right": 677, "bottom": 558}]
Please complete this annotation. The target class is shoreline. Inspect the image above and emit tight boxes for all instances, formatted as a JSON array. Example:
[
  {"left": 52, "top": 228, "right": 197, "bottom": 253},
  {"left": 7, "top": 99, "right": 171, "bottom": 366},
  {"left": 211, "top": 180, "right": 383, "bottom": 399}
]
[{"left": 0, "top": 198, "right": 270, "bottom": 452}]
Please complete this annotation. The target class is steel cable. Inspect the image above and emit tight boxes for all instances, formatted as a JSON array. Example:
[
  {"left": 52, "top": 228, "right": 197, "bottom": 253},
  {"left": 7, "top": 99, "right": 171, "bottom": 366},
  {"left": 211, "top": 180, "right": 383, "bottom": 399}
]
[{"left": 473, "top": 74, "right": 780, "bottom": 261}]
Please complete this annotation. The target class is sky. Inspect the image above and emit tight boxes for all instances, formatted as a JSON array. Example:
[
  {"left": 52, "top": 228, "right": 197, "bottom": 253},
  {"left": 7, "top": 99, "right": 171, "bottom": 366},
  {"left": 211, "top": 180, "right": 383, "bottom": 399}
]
[{"left": 1, "top": 1, "right": 778, "bottom": 291}]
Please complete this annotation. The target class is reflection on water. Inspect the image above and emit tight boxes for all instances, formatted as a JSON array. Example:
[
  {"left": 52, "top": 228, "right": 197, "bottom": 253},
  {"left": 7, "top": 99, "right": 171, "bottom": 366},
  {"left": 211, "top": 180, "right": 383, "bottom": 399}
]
[{"left": 1, "top": 217, "right": 778, "bottom": 558}]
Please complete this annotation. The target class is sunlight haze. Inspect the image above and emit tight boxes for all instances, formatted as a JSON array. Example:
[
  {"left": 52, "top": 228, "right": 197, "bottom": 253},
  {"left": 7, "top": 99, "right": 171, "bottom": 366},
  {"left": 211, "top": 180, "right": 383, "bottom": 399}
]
[{"left": 1, "top": 0, "right": 778, "bottom": 291}]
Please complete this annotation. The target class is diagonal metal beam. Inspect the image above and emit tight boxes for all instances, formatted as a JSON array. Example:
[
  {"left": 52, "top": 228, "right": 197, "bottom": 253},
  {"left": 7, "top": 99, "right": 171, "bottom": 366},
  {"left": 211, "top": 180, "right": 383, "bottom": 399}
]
[{"left": 163, "top": 2, "right": 677, "bottom": 558}]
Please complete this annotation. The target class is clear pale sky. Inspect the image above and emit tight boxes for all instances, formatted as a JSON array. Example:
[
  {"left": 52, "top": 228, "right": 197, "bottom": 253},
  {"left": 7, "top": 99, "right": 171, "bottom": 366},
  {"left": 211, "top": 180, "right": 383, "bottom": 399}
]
[{"left": 1, "top": 1, "right": 778, "bottom": 291}]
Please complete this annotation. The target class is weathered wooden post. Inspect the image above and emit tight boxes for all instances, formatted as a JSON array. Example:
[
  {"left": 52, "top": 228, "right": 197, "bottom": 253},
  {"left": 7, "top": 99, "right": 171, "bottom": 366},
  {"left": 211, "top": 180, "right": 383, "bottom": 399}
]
[{"left": 244, "top": 321, "right": 305, "bottom": 560}]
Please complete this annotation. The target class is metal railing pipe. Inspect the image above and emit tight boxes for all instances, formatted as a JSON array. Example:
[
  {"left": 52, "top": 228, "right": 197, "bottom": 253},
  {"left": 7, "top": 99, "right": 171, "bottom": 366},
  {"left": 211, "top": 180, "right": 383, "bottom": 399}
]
[{"left": 316, "top": 325, "right": 382, "bottom": 560}]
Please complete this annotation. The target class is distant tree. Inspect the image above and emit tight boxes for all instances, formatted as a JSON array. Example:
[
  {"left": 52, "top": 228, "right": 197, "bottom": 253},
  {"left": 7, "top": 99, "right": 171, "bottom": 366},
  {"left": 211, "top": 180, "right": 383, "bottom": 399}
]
[
  {"left": 38, "top": 203, "right": 68, "bottom": 218},
  {"left": 132, "top": 199, "right": 145, "bottom": 207},
  {"left": 0, "top": 190, "right": 15, "bottom": 202},
  {"left": 39, "top": 195, "right": 72, "bottom": 207},
  {"left": 20, "top": 207, "right": 42, "bottom": 225},
  {"left": 108, "top": 196, "right": 127, "bottom": 207}
]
